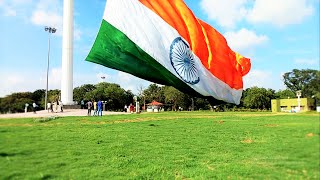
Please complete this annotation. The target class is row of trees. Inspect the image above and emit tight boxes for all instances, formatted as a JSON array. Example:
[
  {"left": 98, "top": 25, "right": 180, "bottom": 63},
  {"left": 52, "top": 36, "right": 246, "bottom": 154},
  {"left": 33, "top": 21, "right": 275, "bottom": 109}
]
[
  {"left": 0, "top": 83, "right": 134, "bottom": 113},
  {"left": 139, "top": 84, "right": 300, "bottom": 111},
  {"left": 0, "top": 69, "right": 319, "bottom": 113},
  {"left": 73, "top": 83, "right": 134, "bottom": 111}
]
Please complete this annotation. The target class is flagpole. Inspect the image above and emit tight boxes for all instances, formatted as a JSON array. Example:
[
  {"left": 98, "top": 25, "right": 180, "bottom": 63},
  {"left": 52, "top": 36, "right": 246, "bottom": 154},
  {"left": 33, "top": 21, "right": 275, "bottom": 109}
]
[{"left": 61, "top": 0, "right": 74, "bottom": 105}]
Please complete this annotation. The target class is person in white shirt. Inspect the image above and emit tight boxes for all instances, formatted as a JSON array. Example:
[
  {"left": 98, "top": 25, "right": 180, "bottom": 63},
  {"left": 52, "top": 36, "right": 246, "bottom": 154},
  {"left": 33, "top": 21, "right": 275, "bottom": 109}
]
[
  {"left": 47, "top": 102, "right": 51, "bottom": 113},
  {"left": 32, "top": 102, "right": 37, "bottom": 114},
  {"left": 59, "top": 100, "right": 63, "bottom": 112},
  {"left": 25, "top": 103, "right": 29, "bottom": 113}
]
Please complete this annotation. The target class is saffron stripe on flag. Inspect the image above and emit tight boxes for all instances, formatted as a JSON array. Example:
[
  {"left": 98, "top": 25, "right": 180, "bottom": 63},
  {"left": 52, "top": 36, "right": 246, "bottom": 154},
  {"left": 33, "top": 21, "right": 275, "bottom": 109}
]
[{"left": 139, "top": 0, "right": 251, "bottom": 90}]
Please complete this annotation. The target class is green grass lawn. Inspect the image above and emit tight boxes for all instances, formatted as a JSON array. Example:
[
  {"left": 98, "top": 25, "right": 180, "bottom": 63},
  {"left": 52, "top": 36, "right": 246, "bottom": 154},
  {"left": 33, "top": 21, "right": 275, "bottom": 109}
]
[{"left": 0, "top": 112, "right": 319, "bottom": 179}]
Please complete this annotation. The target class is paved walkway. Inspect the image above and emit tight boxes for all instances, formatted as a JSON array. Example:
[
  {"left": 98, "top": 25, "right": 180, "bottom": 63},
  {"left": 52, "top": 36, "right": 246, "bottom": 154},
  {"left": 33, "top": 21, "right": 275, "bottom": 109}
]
[{"left": 0, "top": 109, "right": 127, "bottom": 119}]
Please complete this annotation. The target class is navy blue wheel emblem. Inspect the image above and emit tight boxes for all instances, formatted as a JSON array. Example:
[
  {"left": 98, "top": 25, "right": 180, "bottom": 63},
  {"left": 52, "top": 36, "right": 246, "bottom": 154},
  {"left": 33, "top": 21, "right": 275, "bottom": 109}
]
[{"left": 170, "top": 37, "right": 200, "bottom": 85}]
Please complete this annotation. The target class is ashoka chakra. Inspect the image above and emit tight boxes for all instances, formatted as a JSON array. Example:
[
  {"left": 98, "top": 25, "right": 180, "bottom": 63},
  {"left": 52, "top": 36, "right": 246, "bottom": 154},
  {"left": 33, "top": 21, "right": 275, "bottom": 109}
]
[{"left": 170, "top": 37, "right": 200, "bottom": 85}]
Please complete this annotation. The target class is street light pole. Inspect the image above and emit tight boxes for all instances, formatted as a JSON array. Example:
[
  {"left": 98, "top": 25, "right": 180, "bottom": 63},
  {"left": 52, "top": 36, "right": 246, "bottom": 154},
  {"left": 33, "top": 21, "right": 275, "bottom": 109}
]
[
  {"left": 101, "top": 76, "right": 106, "bottom": 83},
  {"left": 44, "top": 26, "right": 56, "bottom": 110}
]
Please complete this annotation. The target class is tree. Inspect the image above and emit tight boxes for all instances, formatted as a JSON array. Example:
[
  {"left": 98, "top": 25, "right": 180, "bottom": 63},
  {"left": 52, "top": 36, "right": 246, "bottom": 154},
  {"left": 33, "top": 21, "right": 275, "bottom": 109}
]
[
  {"left": 162, "top": 86, "right": 184, "bottom": 111},
  {"left": 82, "top": 82, "right": 132, "bottom": 111},
  {"left": 143, "top": 84, "right": 164, "bottom": 103},
  {"left": 31, "top": 89, "right": 45, "bottom": 109},
  {"left": 48, "top": 89, "right": 61, "bottom": 103},
  {"left": 283, "top": 69, "right": 320, "bottom": 98},
  {"left": 125, "top": 90, "right": 134, "bottom": 106},
  {"left": 73, "top": 84, "right": 96, "bottom": 103},
  {"left": 275, "top": 89, "right": 296, "bottom": 99},
  {"left": 194, "top": 97, "right": 211, "bottom": 110},
  {"left": 104, "top": 83, "right": 127, "bottom": 111},
  {"left": 0, "top": 92, "right": 34, "bottom": 113},
  {"left": 243, "top": 87, "right": 275, "bottom": 110}
]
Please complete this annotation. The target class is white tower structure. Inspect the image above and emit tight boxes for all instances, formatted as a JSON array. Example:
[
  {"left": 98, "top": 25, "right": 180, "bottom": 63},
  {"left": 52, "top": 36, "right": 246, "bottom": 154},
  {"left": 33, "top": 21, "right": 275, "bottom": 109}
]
[
  {"left": 61, "top": 0, "right": 74, "bottom": 105},
  {"left": 296, "top": 90, "right": 302, "bottom": 112}
]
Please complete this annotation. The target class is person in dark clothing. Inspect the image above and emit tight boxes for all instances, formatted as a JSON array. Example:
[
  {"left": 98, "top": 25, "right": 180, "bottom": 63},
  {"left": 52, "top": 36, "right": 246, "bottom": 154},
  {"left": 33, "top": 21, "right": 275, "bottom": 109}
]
[
  {"left": 87, "top": 100, "right": 93, "bottom": 116},
  {"left": 97, "top": 100, "right": 103, "bottom": 116}
]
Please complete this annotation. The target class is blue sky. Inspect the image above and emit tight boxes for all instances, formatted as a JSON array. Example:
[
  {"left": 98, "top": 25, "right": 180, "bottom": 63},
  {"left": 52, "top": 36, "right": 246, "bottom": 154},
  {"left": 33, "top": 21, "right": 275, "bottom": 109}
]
[{"left": 0, "top": 0, "right": 319, "bottom": 97}]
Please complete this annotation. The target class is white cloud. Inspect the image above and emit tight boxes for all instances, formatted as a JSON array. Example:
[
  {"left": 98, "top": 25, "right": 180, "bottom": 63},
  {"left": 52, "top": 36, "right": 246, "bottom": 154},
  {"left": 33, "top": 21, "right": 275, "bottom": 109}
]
[
  {"left": 31, "top": 10, "right": 62, "bottom": 28},
  {"left": 200, "top": 0, "right": 248, "bottom": 28},
  {"left": 0, "top": 67, "right": 62, "bottom": 97},
  {"left": 224, "top": 28, "right": 268, "bottom": 55},
  {"left": 29, "top": 0, "right": 82, "bottom": 40},
  {"left": 275, "top": 49, "right": 313, "bottom": 55},
  {"left": 117, "top": 72, "right": 134, "bottom": 83},
  {"left": 30, "top": 0, "right": 63, "bottom": 35},
  {"left": 74, "top": 28, "right": 82, "bottom": 41},
  {"left": 88, "top": 64, "right": 152, "bottom": 94},
  {"left": 10, "top": 0, "right": 32, "bottom": 4},
  {"left": 98, "top": 71, "right": 151, "bottom": 94},
  {"left": 0, "top": 0, "right": 32, "bottom": 17},
  {"left": 247, "top": 0, "right": 314, "bottom": 27},
  {"left": 0, "top": 67, "right": 110, "bottom": 97},
  {"left": 3, "top": 6, "right": 16, "bottom": 16},
  {"left": 0, "top": 73, "right": 31, "bottom": 97},
  {"left": 199, "top": 0, "right": 315, "bottom": 28},
  {"left": 243, "top": 69, "right": 275, "bottom": 89},
  {"left": 0, "top": 72, "right": 30, "bottom": 97},
  {"left": 47, "top": 67, "right": 62, "bottom": 89},
  {"left": 294, "top": 58, "right": 319, "bottom": 66}
]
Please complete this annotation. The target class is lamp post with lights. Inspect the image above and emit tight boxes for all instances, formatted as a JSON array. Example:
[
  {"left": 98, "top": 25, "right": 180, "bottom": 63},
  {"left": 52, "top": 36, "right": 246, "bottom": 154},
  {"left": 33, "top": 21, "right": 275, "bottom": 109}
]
[{"left": 44, "top": 26, "right": 56, "bottom": 110}]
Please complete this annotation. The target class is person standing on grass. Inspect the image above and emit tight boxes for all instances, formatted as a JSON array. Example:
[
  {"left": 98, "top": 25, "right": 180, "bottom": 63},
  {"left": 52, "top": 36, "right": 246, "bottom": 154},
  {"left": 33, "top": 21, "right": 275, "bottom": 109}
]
[
  {"left": 129, "top": 103, "right": 134, "bottom": 113},
  {"left": 47, "top": 102, "right": 51, "bottom": 113},
  {"left": 124, "top": 104, "right": 127, "bottom": 112},
  {"left": 56, "top": 99, "right": 60, "bottom": 113},
  {"left": 87, "top": 100, "right": 93, "bottom": 116},
  {"left": 93, "top": 100, "right": 97, "bottom": 116},
  {"left": 32, "top": 102, "right": 37, "bottom": 114},
  {"left": 50, "top": 102, "right": 54, "bottom": 112},
  {"left": 59, "top": 100, "right": 63, "bottom": 112},
  {"left": 52, "top": 101, "right": 56, "bottom": 113},
  {"left": 98, "top": 100, "right": 103, "bottom": 116},
  {"left": 81, "top": 99, "right": 85, "bottom": 109},
  {"left": 25, "top": 103, "right": 29, "bottom": 113}
]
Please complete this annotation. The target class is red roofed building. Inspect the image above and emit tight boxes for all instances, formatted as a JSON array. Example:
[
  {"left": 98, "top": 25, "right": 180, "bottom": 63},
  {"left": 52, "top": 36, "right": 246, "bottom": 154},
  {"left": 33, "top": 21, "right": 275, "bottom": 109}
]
[{"left": 146, "top": 101, "right": 163, "bottom": 112}]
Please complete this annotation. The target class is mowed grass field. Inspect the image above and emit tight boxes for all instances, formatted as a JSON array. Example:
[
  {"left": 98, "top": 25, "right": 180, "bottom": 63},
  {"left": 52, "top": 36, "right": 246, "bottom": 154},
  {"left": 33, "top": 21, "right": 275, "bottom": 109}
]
[{"left": 0, "top": 112, "right": 319, "bottom": 179}]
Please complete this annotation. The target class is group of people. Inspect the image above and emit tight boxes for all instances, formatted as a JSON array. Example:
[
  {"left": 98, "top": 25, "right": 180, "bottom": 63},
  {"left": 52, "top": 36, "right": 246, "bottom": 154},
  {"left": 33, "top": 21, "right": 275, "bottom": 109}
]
[
  {"left": 47, "top": 100, "right": 63, "bottom": 113},
  {"left": 86, "top": 100, "right": 103, "bottom": 116},
  {"left": 24, "top": 100, "right": 63, "bottom": 114},
  {"left": 25, "top": 102, "right": 39, "bottom": 114},
  {"left": 124, "top": 103, "right": 135, "bottom": 113}
]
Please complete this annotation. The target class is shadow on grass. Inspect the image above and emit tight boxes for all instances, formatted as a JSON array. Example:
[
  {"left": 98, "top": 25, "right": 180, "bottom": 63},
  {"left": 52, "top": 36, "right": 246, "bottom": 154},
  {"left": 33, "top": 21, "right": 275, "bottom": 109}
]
[
  {"left": 5, "top": 172, "right": 22, "bottom": 179},
  {"left": 0, "top": 151, "right": 32, "bottom": 157},
  {"left": 0, "top": 152, "right": 15, "bottom": 157},
  {"left": 41, "top": 174, "right": 56, "bottom": 180},
  {"left": 33, "top": 116, "right": 60, "bottom": 123}
]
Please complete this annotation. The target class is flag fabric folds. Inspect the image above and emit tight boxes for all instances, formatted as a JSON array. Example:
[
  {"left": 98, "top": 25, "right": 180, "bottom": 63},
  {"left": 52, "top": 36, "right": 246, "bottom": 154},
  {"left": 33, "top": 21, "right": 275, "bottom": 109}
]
[{"left": 86, "top": 0, "right": 251, "bottom": 104}]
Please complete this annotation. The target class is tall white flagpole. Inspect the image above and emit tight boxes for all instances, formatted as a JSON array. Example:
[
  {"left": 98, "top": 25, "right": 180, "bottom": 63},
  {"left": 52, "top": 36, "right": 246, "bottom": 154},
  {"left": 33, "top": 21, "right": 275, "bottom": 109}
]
[{"left": 61, "top": 0, "right": 74, "bottom": 105}]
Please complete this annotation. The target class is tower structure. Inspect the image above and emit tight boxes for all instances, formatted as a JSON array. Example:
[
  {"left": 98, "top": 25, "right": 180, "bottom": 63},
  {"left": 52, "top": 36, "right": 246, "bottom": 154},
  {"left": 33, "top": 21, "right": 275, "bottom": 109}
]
[{"left": 61, "top": 0, "right": 74, "bottom": 105}]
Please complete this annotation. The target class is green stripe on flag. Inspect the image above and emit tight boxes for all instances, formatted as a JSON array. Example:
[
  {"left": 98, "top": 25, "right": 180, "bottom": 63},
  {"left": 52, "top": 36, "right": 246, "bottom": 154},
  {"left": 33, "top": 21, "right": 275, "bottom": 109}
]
[{"left": 86, "top": 20, "right": 200, "bottom": 96}]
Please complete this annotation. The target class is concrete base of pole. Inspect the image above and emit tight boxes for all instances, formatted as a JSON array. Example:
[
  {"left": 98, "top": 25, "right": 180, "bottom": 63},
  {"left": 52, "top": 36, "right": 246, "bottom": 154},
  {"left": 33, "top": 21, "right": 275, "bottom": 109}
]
[
  {"left": 63, "top": 101, "right": 76, "bottom": 106},
  {"left": 63, "top": 105, "right": 81, "bottom": 109}
]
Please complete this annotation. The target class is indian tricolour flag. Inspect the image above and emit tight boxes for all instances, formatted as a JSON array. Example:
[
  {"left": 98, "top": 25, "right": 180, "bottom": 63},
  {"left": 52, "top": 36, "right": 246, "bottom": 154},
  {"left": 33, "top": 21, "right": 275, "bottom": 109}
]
[{"left": 86, "top": 0, "right": 251, "bottom": 104}]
